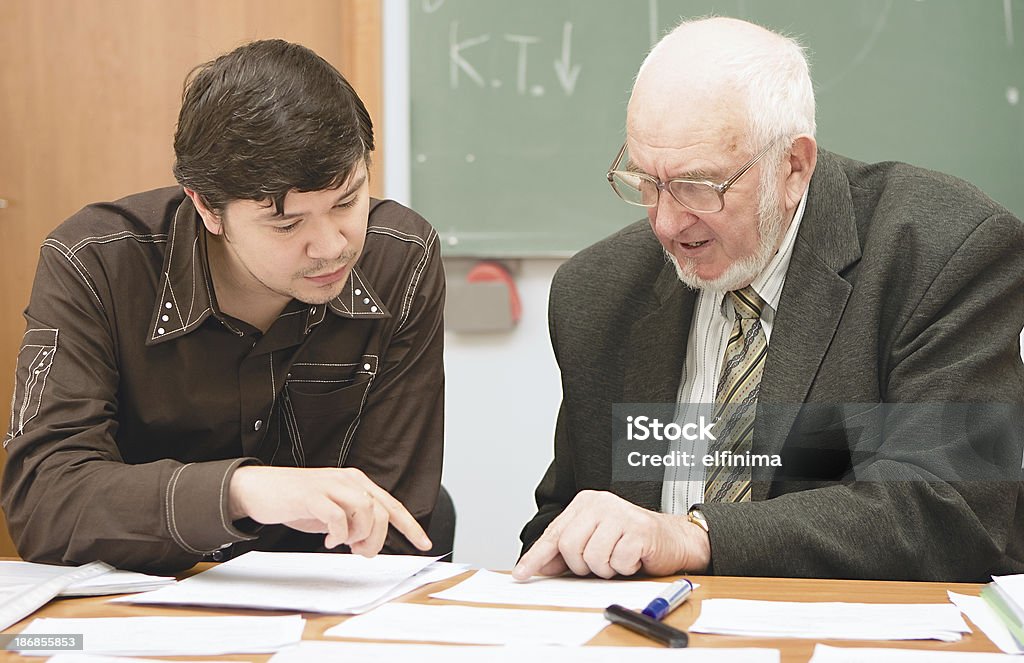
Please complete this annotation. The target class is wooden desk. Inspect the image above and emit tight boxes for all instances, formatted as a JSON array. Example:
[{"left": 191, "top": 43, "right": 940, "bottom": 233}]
[{"left": 0, "top": 570, "right": 1001, "bottom": 663}]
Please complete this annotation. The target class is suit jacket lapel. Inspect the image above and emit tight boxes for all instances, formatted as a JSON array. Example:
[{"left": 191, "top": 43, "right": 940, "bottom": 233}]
[
  {"left": 615, "top": 261, "right": 696, "bottom": 511},
  {"left": 754, "top": 150, "right": 861, "bottom": 499}
]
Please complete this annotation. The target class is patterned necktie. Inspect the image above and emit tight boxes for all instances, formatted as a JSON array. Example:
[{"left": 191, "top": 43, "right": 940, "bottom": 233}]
[{"left": 704, "top": 286, "right": 767, "bottom": 503}]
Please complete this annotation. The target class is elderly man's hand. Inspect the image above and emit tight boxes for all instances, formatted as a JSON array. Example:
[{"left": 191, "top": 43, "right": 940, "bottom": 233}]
[
  {"left": 512, "top": 490, "right": 710, "bottom": 580},
  {"left": 228, "top": 466, "right": 432, "bottom": 556}
]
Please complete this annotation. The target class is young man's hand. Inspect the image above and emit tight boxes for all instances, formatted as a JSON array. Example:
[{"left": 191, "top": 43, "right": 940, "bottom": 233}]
[{"left": 228, "top": 466, "right": 432, "bottom": 556}]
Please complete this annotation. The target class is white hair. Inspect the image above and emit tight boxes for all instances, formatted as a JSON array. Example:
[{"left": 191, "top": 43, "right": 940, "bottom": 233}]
[{"left": 639, "top": 17, "right": 816, "bottom": 157}]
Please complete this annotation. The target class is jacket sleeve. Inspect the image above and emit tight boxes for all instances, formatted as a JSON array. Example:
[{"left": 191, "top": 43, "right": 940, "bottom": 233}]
[
  {"left": 2, "top": 243, "right": 257, "bottom": 573},
  {"left": 702, "top": 210, "right": 1024, "bottom": 581},
  {"left": 341, "top": 231, "right": 445, "bottom": 555},
  {"left": 519, "top": 268, "right": 578, "bottom": 554}
]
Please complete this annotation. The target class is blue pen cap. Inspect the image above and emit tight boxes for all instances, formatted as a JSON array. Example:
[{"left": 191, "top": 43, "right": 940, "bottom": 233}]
[{"left": 642, "top": 599, "right": 670, "bottom": 620}]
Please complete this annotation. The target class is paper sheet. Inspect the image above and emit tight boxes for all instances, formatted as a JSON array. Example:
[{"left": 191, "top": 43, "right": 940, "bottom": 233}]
[
  {"left": 114, "top": 551, "right": 437, "bottom": 613},
  {"left": 356, "top": 561, "right": 471, "bottom": 613},
  {"left": 47, "top": 656, "right": 242, "bottom": 663},
  {"left": 324, "top": 603, "right": 607, "bottom": 645},
  {"left": 271, "top": 641, "right": 781, "bottom": 663},
  {"left": 948, "top": 591, "right": 1024, "bottom": 654},
  {"left": 690, "top": 598, "right": 970, "bottom": 641},
  {"left": 16, "top": 615, "right": 303, "bottom": 656},
  {"left": 0, "top": 561, "right": 172, "bottom": 597},
  {"left": 429, "top": 568, "right": 689, "bottom": 609},
  {"left": 809, "top": 644, "right": 1019, "bottom": 662}
]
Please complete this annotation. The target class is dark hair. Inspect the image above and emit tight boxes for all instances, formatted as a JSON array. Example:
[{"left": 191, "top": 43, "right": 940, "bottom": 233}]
[{"left": 173, "top": 39, "right": 374, "bottom": 215}]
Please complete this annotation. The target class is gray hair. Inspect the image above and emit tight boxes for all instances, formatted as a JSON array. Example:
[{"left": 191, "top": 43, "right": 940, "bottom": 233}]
[{"left": 641, "top": 17, "right": 816, "bottom": 157}]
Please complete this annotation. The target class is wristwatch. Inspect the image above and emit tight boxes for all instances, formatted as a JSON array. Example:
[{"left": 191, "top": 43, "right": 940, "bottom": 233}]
[{"left": 686, "top": 504, "right": 709, "bottom": 534}]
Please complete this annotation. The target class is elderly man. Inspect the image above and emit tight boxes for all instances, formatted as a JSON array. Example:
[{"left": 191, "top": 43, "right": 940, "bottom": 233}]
[
  {"left": 3, "top": 40, "right": 442, "bottom": 573},
  {"left": 516, "top": 17, "right": 1024, "bottom": 582}
]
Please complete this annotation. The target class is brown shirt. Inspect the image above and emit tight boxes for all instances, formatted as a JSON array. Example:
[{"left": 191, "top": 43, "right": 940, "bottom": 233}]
[{"left": 2, "top": 187, "right": 445, "bottom": 573}]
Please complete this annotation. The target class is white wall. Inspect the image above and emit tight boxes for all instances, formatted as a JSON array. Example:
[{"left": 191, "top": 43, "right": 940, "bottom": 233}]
[{"left": 441, "top": 259, "right": 563, "bottom": 568}]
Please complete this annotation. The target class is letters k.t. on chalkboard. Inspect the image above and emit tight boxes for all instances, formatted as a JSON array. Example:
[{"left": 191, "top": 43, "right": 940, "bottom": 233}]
[{"left": 410, "top": 0, "right": 1024, "bottom": 257}]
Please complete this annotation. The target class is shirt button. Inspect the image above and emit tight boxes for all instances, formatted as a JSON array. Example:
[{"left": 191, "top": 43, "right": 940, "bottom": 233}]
[
  {"left": 310, "top": 307, "right": 316, "bottom": 315},
  {"left": 363, "top": 298, "right": 370, "bottom": 305},
  {"left": 165, "top": 302, "right": 172, "bottom": 309},
  {"left": 211, "top": 549, "right": 226, "bottom": 562},
  {"left": 157, "top": 328, "right": 166, "bottom": 335},
  {"left": 363, "top": 363, "right": 371, "bottom": 371},
  {"left": 354, "top": 289, "right": 362, "bottom": 296},
  {"left": 162, "top": 315, "right": 169, "bottom": 322},
  {"left": 370, "top": 306, "right": 378, "bottom": 313},
  {"left": 254, "top": 420, "right": 263, "bottom": 431}
]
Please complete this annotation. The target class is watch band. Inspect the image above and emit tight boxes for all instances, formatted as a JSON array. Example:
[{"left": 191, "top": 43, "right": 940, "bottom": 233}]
[{"left": 687, "top": 504, "right": 709, "bottom": 533}]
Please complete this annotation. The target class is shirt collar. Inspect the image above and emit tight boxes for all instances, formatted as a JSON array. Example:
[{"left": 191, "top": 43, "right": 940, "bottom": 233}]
[{"left": 147, "top": 195, "right": 389, "bottom": 346}]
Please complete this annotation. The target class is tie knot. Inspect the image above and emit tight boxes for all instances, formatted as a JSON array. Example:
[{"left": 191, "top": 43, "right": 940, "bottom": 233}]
[{"left": 727, "top": 286, "right": 765, "bottom": 319}]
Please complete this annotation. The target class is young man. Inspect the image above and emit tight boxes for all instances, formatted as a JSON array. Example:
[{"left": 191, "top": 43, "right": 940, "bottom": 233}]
[{"left": 2, "top": 40, "right": 443, "bottom": 573}]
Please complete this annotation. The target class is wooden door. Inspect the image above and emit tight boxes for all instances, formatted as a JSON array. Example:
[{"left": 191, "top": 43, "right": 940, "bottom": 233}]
[{"left": 0, "top": 0, "right": 383, "bottom": 557}]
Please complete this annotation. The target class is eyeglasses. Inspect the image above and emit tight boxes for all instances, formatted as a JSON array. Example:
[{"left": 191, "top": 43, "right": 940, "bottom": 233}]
[{"left": 606, "top": 139, "right": 778, "bottom": 213}]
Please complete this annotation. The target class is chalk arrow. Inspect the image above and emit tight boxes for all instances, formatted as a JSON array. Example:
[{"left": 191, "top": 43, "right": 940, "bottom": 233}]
[{"left": 553, "top": 22, "right": 581, "bottom": 95}]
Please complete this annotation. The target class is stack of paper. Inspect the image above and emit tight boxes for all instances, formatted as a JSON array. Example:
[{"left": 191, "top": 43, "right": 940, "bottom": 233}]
[
  {"left": 0, "top": 561, "right": 173, "bottom": 597},
  {"left": 14, "top": 615, "right": 303, "bottom": 656},
  {"left": 429, "top": 568, "right": 683, "bottom": 609},
  {"left": 981, "top": 575, "right": 1024, "bottom": 645},
  {"left": 690, "top": 598, "right": 970, "bottom": 641},
  {"left": 948, "top": 591, "right": 1024, "bottom": 655},
  {"left": 0, "top": 561, "right": 174, "bottom": 632},
  {"left": 115, "top": 551, "right": 463, "bottom": 613}
]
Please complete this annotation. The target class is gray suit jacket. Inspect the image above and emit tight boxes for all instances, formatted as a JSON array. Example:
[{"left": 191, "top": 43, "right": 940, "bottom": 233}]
[{"left": 521, "top": 150, "right": 1024, "bottom": 581}]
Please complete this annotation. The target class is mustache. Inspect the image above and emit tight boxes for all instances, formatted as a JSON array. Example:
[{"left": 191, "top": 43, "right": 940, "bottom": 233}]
[{"left": 300, "top": 250, "right": 359, "bottom": 278}]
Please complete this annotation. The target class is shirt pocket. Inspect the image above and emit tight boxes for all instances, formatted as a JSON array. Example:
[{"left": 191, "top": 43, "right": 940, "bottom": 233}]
[
  {"left": 6, "top": 328, "right": 58, "bottom": 445},
  {"left": 279, "top": 356, "right": 378, "bottom": 467}
]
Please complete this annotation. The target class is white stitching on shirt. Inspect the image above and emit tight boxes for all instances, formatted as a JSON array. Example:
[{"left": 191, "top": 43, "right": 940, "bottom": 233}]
[
  {"left": 335, "top": 359, "right": 377, "bottom": 467},
  {"left": 293, "top": 362, "right": 359, "bottom": 367},
  {"left": 281, "top": 391, "right": 305, "bottom": 467},
  {"left": 364, "top": 225, "right": 435, "bottom": 330},
  {"left": 269, "top": 351, "right": 276, "bottom": 402},
  {"left": 41, "top": 240, "right": 104, "bottom": 310},
  {"left": 217, "top": 460, "right": 241, "bottom": 536},
  {"left": 400, "top": 228, "right": 436, "bottom": 330},
  {"left": 367, "top": 226, "right": 427, "bottom": 247},
  {"left": 6, "top": 328, "right": 59, "bottom": 446},
  {"left": 165, "top": 463, "right": 205, "bottom": 554},
  {"left": 68, "top": 231, "right": 167, "bottom": 254},
  {"left": 187, "top": 237, "right": 201, "bottom": 326}
]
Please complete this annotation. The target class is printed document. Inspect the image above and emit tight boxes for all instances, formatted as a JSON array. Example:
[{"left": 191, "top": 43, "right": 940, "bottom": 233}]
[
  {"left": 691, "top": 598, "right": 970, "bottom": 641},
  {"left": 115, "top": 551, "right": 438, "bottom": 613},
  {"left": 429, "top": 568, "right": 690, "bottom": 609}
]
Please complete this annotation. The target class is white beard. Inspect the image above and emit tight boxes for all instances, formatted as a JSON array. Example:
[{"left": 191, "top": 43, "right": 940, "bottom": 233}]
[{"left": 668, "top": 169, "right": 787, "bottom": 293}]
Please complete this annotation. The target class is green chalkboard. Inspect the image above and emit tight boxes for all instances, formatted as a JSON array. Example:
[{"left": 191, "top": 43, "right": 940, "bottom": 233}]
[{"left": 409, "top": 0, "right": 1024, "bottom": 257}]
